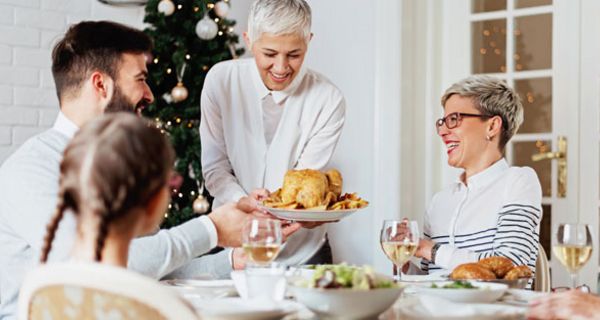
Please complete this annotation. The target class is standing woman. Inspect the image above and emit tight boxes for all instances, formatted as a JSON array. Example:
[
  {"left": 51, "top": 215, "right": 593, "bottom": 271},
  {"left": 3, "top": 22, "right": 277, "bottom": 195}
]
[
  {"left": 200, "top": 0, "right": 345, "bottom": 269},
  {"left": 413, "top": 75, "right": 542, "bottom": 279}
]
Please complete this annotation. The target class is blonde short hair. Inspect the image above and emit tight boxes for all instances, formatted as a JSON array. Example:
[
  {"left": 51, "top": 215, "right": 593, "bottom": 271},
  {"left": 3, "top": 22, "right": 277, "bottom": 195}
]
[{"left": 441, "top": 75, "right": 524, "bottom": 150}]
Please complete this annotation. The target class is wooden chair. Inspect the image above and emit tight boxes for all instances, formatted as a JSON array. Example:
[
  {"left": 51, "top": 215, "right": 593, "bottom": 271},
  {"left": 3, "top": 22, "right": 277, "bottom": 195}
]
[
  {"left": 535, "top": 244, "right": 551, "bottom": 292},
  {"left": 18, "top": 262, "right": 199, "bottom": 320}
]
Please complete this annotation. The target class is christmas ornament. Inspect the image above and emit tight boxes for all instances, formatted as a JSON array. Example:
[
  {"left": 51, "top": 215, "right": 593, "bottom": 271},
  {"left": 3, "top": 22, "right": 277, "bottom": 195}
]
[
  {"left": 193, "top": 195, "right": 210, "bottom": 214},
  {"left": 195, "top": 15, "right": 218, "bottom": 40},
  {"left": 162, "top": 92, "right": 173, "bottom": 104},
  {"left": 214, "top": 1, "right": 230, "bottom": 18},
  {"left": 157, "top": 0, "right": 175, "bottom": 16},
  {"left": 170, "top": 63, "right": 189, "bottom": 103},
  {"left": 171, "top": 82, "right": 188, "bottom": 103}
]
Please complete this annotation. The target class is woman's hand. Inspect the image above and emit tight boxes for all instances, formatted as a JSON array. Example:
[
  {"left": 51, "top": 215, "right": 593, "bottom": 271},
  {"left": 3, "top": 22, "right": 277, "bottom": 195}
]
[
  {"left": 415, "top": 238, "right": 434, "bottom": 261},
  {"left": 249, "top": 188, "right": 270, "bottom": 201},
  {"left": 527, "top": 290, "right": 600, "bottom": 320}
]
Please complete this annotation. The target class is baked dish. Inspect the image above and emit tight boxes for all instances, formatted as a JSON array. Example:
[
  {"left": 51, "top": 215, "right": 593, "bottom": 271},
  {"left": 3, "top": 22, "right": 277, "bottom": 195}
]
[
  {"left": 450, "top": 256, "right": 533, "bottom": 281},
  {"left": 263, "top": 169, "right": 368, "bottom": 210}
]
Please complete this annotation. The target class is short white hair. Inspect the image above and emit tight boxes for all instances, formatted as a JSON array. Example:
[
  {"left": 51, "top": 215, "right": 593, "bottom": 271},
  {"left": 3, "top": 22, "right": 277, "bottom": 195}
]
[{"left": 247, "top": 0, "right": 312, "bottom": 45}]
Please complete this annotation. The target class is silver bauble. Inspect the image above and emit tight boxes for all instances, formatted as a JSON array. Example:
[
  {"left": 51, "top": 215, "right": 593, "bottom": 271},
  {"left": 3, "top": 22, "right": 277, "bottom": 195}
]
[
  {"left": 193, "top": 195, "right": 210, "bottom": 214},
  {"left": 171, "top": 82, "right": 188, "bottom": 103},
  {"left": 195, "top": 16, "right": 218, "bottom": 40},
  {"left": 157, "top": 0, "right": 175, "bottom": 16},
  {"left": 214, "top": 1, "right": 230, "bottom": 18}
]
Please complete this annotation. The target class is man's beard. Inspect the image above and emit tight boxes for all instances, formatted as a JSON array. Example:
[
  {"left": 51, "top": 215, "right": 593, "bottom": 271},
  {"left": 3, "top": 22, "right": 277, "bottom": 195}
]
[{"left": 104, "top": 86, "right": 150, "bottom": 115}]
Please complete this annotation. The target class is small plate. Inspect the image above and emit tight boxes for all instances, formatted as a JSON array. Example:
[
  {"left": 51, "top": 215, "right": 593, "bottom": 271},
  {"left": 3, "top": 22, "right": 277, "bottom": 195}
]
[
  {"left": 259, "top": 205, "right": 367, "bottom": 222},
  {"left": 161, "top": 279, "right": 237, "bottom": 299},
  {"left": 413, "top": 281, "right": 508, "bottom": 303},
  {"left": 191, "top": 297, "right": 300, "bottom": 320}
]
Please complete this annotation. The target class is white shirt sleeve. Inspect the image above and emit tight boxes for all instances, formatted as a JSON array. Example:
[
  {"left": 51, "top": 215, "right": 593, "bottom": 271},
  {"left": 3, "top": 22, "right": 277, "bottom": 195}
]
[
  {"left": 434, "top": 168, "right": 542, "bottom": 270},
  {"left": 295, "top": 94, "right": 346, "bottom": 170},
  {"left": 200, "top": 69, "right": 248, "bottom": 203}
]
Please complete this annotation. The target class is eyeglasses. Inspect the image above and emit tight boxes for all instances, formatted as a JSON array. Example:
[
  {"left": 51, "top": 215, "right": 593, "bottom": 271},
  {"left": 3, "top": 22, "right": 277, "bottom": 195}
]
[
  {"left": 552, "top": 285, "right": 591, "bottom": 293},
  {"left": 435, "top": 112, "right": 492, "bottom": 133}
]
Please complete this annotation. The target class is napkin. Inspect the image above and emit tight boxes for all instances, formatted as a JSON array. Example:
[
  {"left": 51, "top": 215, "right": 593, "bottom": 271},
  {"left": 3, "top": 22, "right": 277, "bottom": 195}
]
[{"left": 397, "top": 295, "right": 525, "bottom": 319}]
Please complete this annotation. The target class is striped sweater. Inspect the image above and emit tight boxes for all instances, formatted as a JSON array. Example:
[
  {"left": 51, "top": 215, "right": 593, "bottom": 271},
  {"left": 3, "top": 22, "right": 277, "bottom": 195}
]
[{"left": 420, "top": 159, "right": 542, "bottom": 279}]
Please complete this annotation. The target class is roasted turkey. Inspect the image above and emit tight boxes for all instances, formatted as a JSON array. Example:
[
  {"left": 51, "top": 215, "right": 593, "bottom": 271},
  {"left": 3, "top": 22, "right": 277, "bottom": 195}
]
[{"left": 280, "top": 169, "right": 342, "bottom": 209}]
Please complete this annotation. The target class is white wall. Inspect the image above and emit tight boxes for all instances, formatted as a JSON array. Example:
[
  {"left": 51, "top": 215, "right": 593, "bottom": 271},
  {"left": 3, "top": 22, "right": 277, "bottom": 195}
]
[
  {"left": 0, "top": 0, "right": 145, "bottom": 162},
  {"left": 0, "top": 0, "right": 402, "bottom": 274}
]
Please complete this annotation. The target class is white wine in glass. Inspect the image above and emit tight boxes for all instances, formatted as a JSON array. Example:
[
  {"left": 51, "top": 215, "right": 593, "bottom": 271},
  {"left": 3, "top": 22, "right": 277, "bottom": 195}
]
[
  {"left": 380, "top": 220, "right": 419, "bottom": 281},
  {"left": 242, "top": 243, "right": 281, "bottom": 265},
  {"left": 242, "top": 218, "right": 282, "bottom": 266},
  {"left": 553, "top": 223, "right": 593, "bottom": 288}
]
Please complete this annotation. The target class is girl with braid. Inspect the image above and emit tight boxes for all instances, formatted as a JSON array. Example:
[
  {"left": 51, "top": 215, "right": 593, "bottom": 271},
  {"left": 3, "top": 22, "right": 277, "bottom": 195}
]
[{"left": 39, "top": 112, "right": 174, "bottom": 267}]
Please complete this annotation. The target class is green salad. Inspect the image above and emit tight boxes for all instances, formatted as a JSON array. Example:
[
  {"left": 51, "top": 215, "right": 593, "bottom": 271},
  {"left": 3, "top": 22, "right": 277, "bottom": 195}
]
[
  {"left": 431, "top": 280, "right": 478, "bottom": 289},
  {"left": 299, "top": 264, "right": 396, "bottom": 290}
]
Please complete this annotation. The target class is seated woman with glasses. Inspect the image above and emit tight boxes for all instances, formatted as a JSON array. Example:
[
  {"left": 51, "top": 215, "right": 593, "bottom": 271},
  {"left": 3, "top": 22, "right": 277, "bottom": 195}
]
[{"left": 410, "top": 75, "right": 543, "bottom": 284}]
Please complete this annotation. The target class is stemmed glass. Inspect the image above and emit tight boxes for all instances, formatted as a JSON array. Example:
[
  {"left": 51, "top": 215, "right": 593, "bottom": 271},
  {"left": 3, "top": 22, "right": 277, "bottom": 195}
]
[
  {"left": 380, "top": 219, "right": 420, "bottom": 281},
  {"left": 242, "top": 218, "right": 283, "bottom": 266},
  {"left": 552, "top": 223, "right": 593, "bottom": 288}
]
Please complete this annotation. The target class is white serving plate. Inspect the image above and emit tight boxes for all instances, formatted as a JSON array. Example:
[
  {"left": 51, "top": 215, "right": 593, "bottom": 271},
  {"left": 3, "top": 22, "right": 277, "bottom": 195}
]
[
  {"left": 259, "top": 205, "right": 367, "bottom": 222},
  {"left": 413, "top": 281, "right": 508, "bottom": 303},
  {"left": 191, "top": 297, "right": 300, "bottom": 320}
]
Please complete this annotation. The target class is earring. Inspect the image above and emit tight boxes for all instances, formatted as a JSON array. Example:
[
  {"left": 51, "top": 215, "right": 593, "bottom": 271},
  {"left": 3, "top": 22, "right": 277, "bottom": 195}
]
[{"left": 486, "top": 135, "right": 491, "bottom": 141}]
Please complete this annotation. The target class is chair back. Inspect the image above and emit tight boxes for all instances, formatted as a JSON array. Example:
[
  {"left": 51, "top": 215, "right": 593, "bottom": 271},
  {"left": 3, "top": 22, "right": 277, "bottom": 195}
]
[
  {"left": 535, "top": 244, "right": 551, "bottom": 292},
  {"left": 18, "top": 262, "right": 199, "bottom": 320}
]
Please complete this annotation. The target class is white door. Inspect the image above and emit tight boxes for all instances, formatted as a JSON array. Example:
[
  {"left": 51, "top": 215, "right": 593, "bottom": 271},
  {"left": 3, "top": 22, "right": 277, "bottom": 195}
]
[{"left": 440, "top": 0, "right": 600, "bottom": 290}]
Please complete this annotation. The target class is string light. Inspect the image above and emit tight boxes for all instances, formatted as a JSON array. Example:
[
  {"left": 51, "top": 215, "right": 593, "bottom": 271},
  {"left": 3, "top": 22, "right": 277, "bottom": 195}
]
[
  {"left": 483, "top": 29, "right": 490, "bottom": 36},
  {"left": 191, "top": 190, "right": 196, "bottom": 196},
  {"left": 218, "top": 31, "right": 223, "bottom": 36},
  {"left": 176, "top": 118, "right": 182, "bottom": 123},
  {"left": 214, "top": 18, "right": 220, "bottom": 22},
  {"left": 177, "top": 4, "right": 182, "bottom": 9},
  {"left": 168, "top": 204, "right": 172, "bottom": 209},
  {"left": 153, "top": 58, "right": 159, "bottom": 64},
  {"left": 202, "top": 65, "right": 209, "bottom": 71},
  {"left": 194, "top": 6, "right": 200, "bottom": 12},
  {"left": 167, "top": 68, "right": 172, "bottom": 74},
  {"left": 494, "top": 48, "right": 501, "bottom": 55},
  {"left": 480, "top": 48, "right": 487, "bottom": 55},
  {"left": 228, "top": 27, "right": 234, "bottom": 32},
  {"left": 185, "top": 54, "right": 191, "bottom": 60},
  {"left": 187, "top": 123, "right": 193, "bottom": 128},
  {"left": 164, "top": 213, "right": 169, "bottom": 218},
  {"left": 178, "top": 193, "right": 183, "bottom": 198},
  {"left": 207, "top": 3, "right": 215, "bottom": 9}
]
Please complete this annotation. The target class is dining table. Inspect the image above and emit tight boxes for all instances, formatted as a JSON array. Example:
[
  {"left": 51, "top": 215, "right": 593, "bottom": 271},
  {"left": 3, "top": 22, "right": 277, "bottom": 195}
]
[{"left": 163, "top": 275, "right": 542, "bottom": 320}]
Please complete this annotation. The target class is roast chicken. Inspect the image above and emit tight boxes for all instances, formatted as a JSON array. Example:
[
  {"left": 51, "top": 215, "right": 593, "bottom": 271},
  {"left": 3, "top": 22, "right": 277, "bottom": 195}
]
[{"left": 280, "top": 169, "right": 343, "bottom": 209}]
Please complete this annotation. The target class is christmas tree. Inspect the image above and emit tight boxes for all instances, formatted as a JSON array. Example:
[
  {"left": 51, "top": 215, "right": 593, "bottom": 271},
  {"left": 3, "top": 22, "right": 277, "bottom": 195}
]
[{"left": 142, "top": 0, "right": 244, "bottom": 228}]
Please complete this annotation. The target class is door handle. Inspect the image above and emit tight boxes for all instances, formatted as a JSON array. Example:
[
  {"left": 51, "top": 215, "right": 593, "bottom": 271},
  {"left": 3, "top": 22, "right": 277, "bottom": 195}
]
[{"left": 531, "top": 136, "right": 567, "bottom": 197}]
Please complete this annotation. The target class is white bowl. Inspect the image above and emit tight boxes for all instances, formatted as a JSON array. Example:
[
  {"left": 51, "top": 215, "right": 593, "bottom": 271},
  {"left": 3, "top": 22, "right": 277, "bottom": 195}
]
[
  {"left": 290, "top": 285, "right": 403, "bottom": 319},
  {"left": 230, "top": 268, "right": 314, "bottom": 299},
  {"left": 413, "top": 281, "right": 508, "bottom": 303}
]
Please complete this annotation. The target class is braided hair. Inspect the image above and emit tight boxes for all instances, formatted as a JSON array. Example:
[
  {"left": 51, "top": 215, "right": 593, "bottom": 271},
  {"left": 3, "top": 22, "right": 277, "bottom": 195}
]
[{"left": 40, "top": 113, "right": 174, "bottom": 263}]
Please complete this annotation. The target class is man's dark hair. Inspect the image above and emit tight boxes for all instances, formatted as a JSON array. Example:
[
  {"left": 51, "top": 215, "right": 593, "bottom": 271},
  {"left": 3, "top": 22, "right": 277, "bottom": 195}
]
[{"left": 51, "top": 20, "right": 153, "bottom": 103}]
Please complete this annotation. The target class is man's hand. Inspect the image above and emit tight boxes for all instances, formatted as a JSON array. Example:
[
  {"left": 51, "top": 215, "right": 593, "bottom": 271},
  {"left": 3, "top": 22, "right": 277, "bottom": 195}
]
[{"left": 208, "top": 200, "right": 257, "bottom": 248}]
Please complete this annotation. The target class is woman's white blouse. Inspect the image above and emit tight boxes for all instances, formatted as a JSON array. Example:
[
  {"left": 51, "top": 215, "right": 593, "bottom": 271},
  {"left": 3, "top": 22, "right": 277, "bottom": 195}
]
[
  {"left": 199, "top": 58, "right": 345, "bottom": 266},
  {"left": 422, "top": 159, "right": 543, "bottom": 274}
]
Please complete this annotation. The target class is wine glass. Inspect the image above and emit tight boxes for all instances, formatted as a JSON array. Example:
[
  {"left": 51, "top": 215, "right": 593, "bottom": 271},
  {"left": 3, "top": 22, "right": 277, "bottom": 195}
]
[
  {"left": 242, "top": 218, "right": 283, "bottom": 266},
  {"left": 552, "top": 223, "right": 593, "bottom": 288},
  {"left": 380, "top": 219, "right": 419, "bottom": 281}
]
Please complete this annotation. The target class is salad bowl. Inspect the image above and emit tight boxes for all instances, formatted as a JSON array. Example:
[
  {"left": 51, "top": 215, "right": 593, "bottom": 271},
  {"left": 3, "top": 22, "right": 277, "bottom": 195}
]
[{"left": 289, "top": 265, "right": 403, "bottom": 319}]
